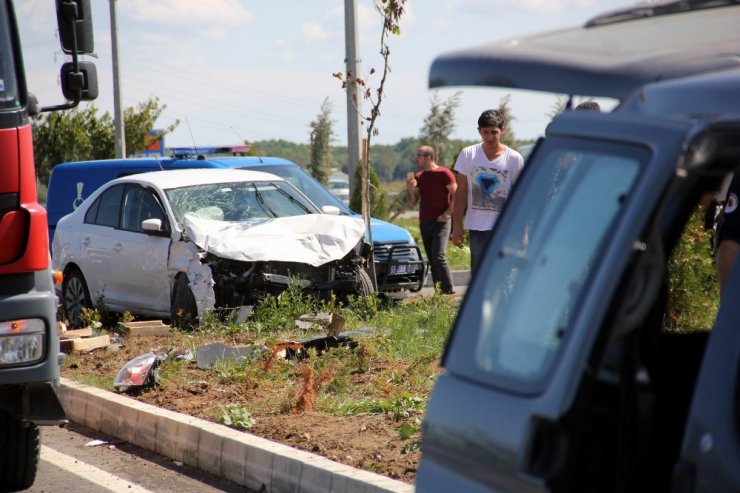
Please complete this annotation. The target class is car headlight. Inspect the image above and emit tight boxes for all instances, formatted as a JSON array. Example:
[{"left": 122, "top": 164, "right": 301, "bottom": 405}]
[{"left": 0, "top": 319, "right": 45, "bottom": 365}]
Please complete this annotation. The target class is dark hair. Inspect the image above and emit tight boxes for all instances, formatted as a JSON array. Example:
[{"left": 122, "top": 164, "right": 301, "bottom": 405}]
[
  {"left": 575, "top": 101, "right": 600, "bottom": 112},
  {"left": 478, "top": 109, "right": 505, "bottom": 129}
]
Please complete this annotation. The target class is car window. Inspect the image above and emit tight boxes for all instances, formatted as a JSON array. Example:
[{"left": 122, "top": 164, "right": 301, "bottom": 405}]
[
  {"left": 446, "top": 138, "right": 648, "bottom": 393},
  {"left": 239, "top": 164, "right": 353, "bottom": 215},
  {"left": 121, "top": 185, "right": 166, "bottom": 233},
  {"left": 85, "top": 184, "right": 124, "bottom": 228},
  {"left": 165, "top": 180, "right": 315, "bottom": 224}
]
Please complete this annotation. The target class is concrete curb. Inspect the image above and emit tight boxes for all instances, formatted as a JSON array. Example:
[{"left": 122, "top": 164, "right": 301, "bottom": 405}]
[{"left": 56, "top": 378, "right": 414, "bottom": 493}]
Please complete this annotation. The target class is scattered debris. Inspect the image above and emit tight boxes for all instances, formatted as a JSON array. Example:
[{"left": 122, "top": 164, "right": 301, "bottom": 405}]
[
  {"left": 60, "top": 335, "right": 110, "bottom": 354},
  {"left": 295, "top": 312, "right": 346, "bottom": 334},
  {"left": 84, "top": 439, "right": 108, "bottom": 447},
  {"left": 196, "top": 342, "right": 267, "bottom": 369},
  {"left": 113, "top": 351, "right": 167, "bottom": 393},
  {"left": 169, "top": 348, "right": 194, "bottom": 361},
  {"left": 119, "top": 320, "right": 171, "bottom": 337},
  {"left": 235, "top": 305, "right": 253, "bottom": 324}
]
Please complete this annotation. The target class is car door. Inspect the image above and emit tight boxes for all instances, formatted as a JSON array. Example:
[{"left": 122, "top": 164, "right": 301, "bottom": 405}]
[
  {"left": 110, "top": 184, "right": 172, "bottom": 314},
  {"left": 674, "top": 251, "right": 740, "bottom": 492},
  {"left": 417, "top": 114, "right": 693, "bottom": 492},
  {"left": 78, "top": 184, "right": 124, "bottom": 304}
]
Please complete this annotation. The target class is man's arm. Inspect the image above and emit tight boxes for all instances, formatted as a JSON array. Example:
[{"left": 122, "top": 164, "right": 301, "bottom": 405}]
[
  {"left": 451, "top": 175, "right": 467, "bottom": 246},
  {"left": 438, "top": 181, "right": 458, "bottom": 222}
]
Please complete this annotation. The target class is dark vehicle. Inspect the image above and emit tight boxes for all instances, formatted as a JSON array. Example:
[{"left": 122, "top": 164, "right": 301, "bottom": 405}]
[
  {"left": 46, "top": 152, "right": 426, "bottom": 294},
  {"left": 418, "top": 2, "right": 740, "bottom": 493},
  {"left": 0, "top": 0, "right": 98, "bottom": 490}
]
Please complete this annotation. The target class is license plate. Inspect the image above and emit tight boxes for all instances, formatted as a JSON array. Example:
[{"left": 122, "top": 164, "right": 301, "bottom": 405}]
[{"left": 389, "top": 264, "right": 416, "bottom": 275}]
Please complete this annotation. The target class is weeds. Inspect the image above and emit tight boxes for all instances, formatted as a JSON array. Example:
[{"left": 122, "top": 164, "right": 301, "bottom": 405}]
[{"left": 218, "top": 405, "right": 256, "bottom": 430}]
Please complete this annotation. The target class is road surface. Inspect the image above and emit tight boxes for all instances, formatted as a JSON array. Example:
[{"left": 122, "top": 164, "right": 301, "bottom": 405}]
[{"left": 27, "top": 422, "right": 251, "bottom": 492}]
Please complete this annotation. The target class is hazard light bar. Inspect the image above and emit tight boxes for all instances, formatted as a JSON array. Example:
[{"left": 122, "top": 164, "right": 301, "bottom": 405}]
[{"left": 170, "top": 145, "right": 251, "bottom": 158}]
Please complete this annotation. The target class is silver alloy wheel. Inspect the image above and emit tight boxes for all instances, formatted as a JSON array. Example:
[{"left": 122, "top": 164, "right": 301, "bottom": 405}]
[{"left": 64, "top": 275, "right": 87, "bottom": 326}]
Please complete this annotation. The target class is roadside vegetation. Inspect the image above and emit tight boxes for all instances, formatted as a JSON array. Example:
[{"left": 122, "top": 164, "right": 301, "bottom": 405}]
[{"left": 64, "top": 285, "right": 460, "bottom": 459}]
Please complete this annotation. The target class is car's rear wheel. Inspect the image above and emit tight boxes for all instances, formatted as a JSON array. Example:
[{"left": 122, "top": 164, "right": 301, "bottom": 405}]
[
  {"left": 171, "top": 274, "right": 198, "bottom": 329},
  {"left": 0, "top": 410, "right": 40, "bottom": 492},
  {"left": 62, "top": 269, "right": 91, "bottom": 328}
]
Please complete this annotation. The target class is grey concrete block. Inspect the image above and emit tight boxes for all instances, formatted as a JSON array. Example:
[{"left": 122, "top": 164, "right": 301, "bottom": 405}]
[
  {"left": 219, "top": 435, "right": 249, "bottom": 485},
  {"left": 243, "top": 442, "right": 274, "bottom": 492},
  {"left": 197, "top": 424, "right": 224, "bottom": 476},
  {"left": 271, "top": 453, "right": 303, "bottom": 493}
]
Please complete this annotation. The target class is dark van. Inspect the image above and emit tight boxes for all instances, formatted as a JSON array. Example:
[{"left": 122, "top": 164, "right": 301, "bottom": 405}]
[
  {"left": 418, "top": 2, "right": 740, "bottom": 492},
  {"left": 46, "top": 153, "right": 425, "bottom": 293}
]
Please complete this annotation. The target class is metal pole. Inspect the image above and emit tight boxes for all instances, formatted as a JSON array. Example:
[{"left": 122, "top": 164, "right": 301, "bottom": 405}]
[
  {"left": 109, "top": 0, "right": 126, "bottom": 158},
  {"left": 344, "top": 0, "right": 362, "bottom": 194}
]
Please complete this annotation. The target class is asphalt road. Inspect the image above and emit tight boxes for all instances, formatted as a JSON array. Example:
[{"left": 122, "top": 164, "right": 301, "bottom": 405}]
[{"left": 27, "top": 423, "right": 252, "bottom": 493}]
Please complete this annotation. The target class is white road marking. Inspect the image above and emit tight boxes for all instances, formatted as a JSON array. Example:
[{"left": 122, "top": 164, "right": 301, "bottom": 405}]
[{"left": 40, "top": 445, "right": 156, "bottom": 493}]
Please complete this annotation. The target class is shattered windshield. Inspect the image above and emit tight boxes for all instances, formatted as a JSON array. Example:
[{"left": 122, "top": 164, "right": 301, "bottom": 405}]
[
  {"left": 165, "top": 180, "right": 316, "bottom": 225},
  {"left": 447, "top": 137, "right": 647, "bottom": 392}
]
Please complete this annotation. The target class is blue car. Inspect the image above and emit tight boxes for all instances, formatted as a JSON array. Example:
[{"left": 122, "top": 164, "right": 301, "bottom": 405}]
[{"left": 46, "top": 152, "right": 426, "bottom": 293}]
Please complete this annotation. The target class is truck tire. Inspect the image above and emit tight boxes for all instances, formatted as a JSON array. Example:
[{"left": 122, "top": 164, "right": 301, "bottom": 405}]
[
  {"left": 171, "top": 274, "right": 198, "bottom": 329},
  {"left": 0, "top": 411, "right": 40, "bottom": 492},
  {"left": 62, "top": 268, "right": 91, "bottom": 328}
]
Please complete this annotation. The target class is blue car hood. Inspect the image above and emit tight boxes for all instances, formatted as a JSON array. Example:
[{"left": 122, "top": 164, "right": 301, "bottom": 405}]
[{"left": 353, "top": 215, "right": 414, "bottom": 244}]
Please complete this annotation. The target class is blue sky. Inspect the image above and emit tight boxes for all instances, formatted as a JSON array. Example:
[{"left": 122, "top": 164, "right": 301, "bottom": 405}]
[{"left": 17, "top": 0, "right": 634, "bottom": 150}]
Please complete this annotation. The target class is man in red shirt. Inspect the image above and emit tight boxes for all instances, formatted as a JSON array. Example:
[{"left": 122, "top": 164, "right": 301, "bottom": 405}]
[{"left": 407, "top": 145, "right": 458, "bottom": 294}]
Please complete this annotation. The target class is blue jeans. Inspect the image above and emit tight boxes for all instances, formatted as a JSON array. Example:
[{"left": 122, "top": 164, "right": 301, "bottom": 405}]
[
  {"left": 469, "top": 229, "right": 492, "bottom": 273},
  {"left": 420, "top": 220, "right": 454, "bottom": 294}
]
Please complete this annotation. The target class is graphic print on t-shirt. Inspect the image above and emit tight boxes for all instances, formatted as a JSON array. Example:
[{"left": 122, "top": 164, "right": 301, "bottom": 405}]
[{"left": 471, "top": 166, "right": 508, "bottom": 211}]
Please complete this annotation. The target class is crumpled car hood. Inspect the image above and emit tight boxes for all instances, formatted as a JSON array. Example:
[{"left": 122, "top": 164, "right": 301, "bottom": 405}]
[{"left": 182, "top": 214, "right": 366, "bottom": 267}]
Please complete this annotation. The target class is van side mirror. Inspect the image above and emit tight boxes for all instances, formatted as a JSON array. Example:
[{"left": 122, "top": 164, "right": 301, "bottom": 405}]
[
  {"left": 321, "top": 205, "right": 341, "bottom": 216},
  {"left": 56, "top": 0, "right": 94, "bottom": 54},
  {"left": 60, "top": 61, "right": 98, "bottom": 101}
]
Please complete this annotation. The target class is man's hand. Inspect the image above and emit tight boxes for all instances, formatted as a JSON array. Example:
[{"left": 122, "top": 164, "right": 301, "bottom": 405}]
[{"left": 451, "top": 228, "right": 464, "bottom": 247}]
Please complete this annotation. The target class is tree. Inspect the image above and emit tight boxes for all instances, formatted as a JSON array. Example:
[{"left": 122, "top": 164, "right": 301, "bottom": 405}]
[
  {"left": 308, "top": 98, "right": 335, "bottom": 185},
  {"left": 497, "top": 94, "right": 517, "bottom": 148},
  {"left": 123, "top": 97, "right": 178, "bottom": 156},
  {"left": 418, "top": 91, "right": 461, "bottom": 167},
  {"left": 349, "top": 165, "right": 388, "bottom": 220},
  {"left": 32, "top": 97, "right": 178, "bottom": 184}
]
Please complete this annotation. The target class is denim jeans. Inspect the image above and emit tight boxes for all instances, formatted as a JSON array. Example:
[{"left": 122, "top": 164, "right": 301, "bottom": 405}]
[
  {"left": 469, "top": 229, "right": 492, "bottom": 273},
  {"left": 420, "top": 220, "right": 454, "bottom": 294}
]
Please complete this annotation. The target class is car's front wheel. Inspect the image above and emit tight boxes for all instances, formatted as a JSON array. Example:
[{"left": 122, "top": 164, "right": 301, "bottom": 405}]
[
  {"left": 353, "top": 268, "right": 375, "bottom": 297},
  {"left": 62, "top": 269, "right": 91, "bottom": 327},
  {"left": 171, "top": 274, "right": 198, "bottom": 329},
  {"left": 0, "top": 410, "right": 40, "bottom": 492}
]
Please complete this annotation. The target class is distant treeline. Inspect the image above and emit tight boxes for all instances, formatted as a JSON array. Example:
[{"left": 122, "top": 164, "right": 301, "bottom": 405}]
[{"left": 249, "top": 138, "right": 536, "bottom": 182}]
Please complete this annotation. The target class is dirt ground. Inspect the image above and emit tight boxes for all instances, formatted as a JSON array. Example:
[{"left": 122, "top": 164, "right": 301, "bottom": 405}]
[{"left": 61, "top": 330, "right": 423, "bottom": 484}]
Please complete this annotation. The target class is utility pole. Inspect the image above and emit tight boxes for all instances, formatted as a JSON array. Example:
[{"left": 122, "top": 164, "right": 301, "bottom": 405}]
[
  {"left": 344, "top": 0, "right": 362, "bottom": 193},
  {"left": 109, "top": 0, "right": 125, "bottom": 158}
]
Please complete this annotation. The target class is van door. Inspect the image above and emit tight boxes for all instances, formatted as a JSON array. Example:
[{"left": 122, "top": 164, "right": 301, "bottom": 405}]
[
  {"left": 674, "top": 256, "right": 740, "bottom": 491},
  {"left": 417, "top": 114, "right": 692, "bottom": 493}
]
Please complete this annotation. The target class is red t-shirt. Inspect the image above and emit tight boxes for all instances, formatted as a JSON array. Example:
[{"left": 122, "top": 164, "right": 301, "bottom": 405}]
[{"left": 416, "top": 166, "right": 456, "bottom": 221}]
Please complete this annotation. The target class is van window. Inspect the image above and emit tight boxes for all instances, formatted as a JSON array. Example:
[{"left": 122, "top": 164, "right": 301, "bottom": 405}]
[{"left": 446, "top": 138, "right": 648, "bottom": 393}]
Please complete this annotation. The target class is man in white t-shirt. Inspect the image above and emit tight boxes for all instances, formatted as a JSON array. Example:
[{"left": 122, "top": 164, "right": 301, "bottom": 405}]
[{"left": 451, "top": 109, "right": 524, "bottom": 271}]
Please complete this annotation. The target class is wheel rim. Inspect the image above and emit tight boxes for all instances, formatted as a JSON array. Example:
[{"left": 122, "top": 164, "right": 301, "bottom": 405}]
[{"left": 65, "top": 277, "right": 87, "bottom": 325}]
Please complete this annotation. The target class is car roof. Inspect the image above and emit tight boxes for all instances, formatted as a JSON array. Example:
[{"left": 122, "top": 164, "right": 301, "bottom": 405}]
[
  {"left": 110, "top": 168, "right": 285, "bottom": 189},
  {"left": 54, "top": 155, "right": 297, "bottom": 171},
  {"left": 429, "top": 2, "right": 740, "bottom": 99}
]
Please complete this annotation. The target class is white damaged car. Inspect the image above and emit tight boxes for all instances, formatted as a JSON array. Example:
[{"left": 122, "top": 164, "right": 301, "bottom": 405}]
[{"left": 52, "top": 168, "right": 372, "bottom": 327}]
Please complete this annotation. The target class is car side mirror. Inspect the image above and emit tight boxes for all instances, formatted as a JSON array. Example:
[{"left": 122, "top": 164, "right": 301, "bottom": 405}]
[
  {"left": 321, "top": 205, "right": 341, "bottom": 216},
  {"left": 142, "top": 218, "right": 168, "bottom": 236}
]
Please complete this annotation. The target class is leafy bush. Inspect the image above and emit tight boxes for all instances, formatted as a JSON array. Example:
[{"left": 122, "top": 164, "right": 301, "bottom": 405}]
[{"left": 218, "top": 404, "right": 256, "bottom": 430}]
